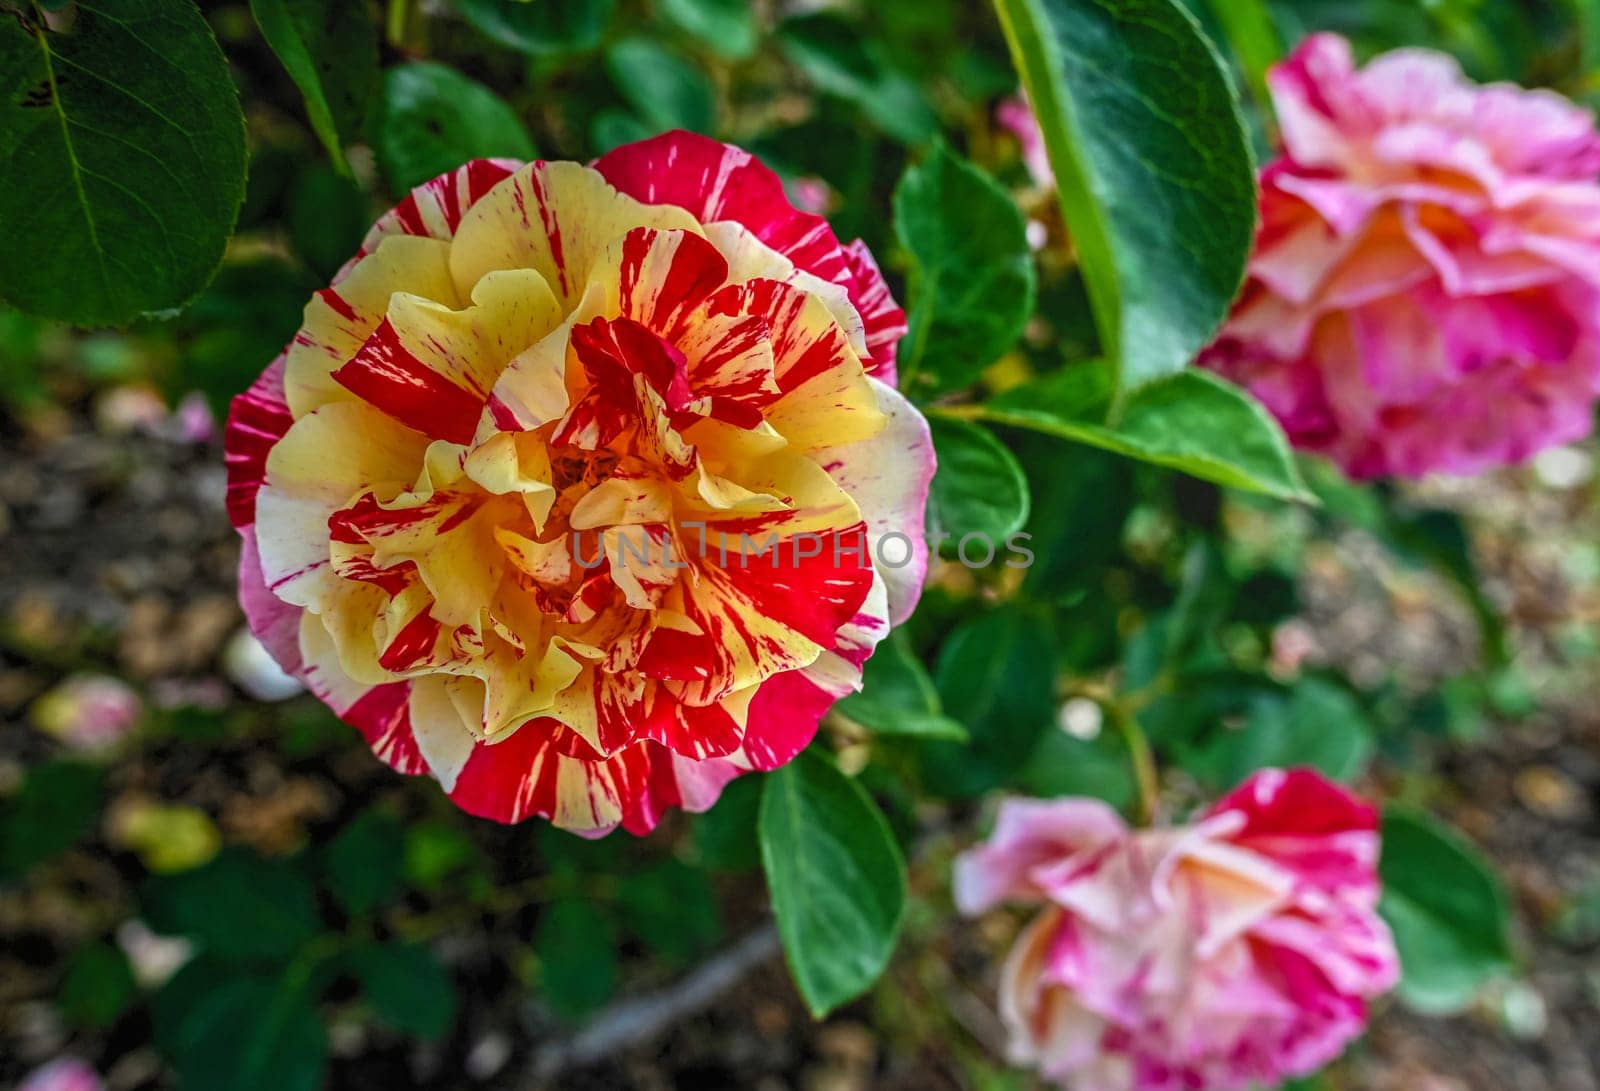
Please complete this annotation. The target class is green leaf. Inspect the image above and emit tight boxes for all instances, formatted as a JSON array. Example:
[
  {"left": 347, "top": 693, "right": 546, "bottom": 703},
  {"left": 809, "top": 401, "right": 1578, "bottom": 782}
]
[
  {"left": 353, "top": 942, "right": 457, "bottom": 1040},
  {"left": 659, "top": 0, "right": 757, "bottom": 58},
  {"left": 893, "top": 144, "right": 1035, "bottom": 394},
  {"left": 590, "top": 108, "right": 656, "bottom": 154},
  {"left": 402, "top": 820, "right": 485, "bottom": 893},
  {"left": 157, "top": 965, "right": 327, "bottom": 1091},
  {"left": 976, "top": 367, "right": 1311, "bottom": 501},
  {"left": 777, "top": 13, "right": 938, "bottom": 144},
  {"left": 920, "top": 605, "right": 1059, "bottom": 798},
  {"left": 323, "top": 810, "right": 405, "bottom": 915},
  {"left": 452, "top": 0, "right": 616, "bottom": 56},
  {"left": 142, "top": 848, "right": 321, "bottom": 963},
  {"left": 59, "top": 941, "right": 137, "bottom": 1030},
  {"left": 0, "top": 760, "right": 104, "bottom": 879},
  {"left": 927, "top": 417, "right": 1030, "bottom": 559},
  {"left": 374, "top": 62, "right": 535, "bottom": 194},
  {"left": 1380, "top": 808, "right": 1513, "bottom": 1014},
  {"left": 604, "top": 38, "right": 716, "bottom": 134},
  {"left": 618, "top": 859, "right": 721, "bottom": 964},
  {"left": 690, "top": 773, "right": 764, "bottom": 873},
  {"left": 250, "top": 0, "right": 378, "bottom": 176},
  {"left": 0, "top": 0, "right": 247, "bottom": 325},
  {"left": 1191, "top": 678, "right": 1375, "bottom": 788},
  {"left": 1203, "top": 0, "right": 1281, "bottom": 109},
  {"left": 835, "top": 631, "right": 969, "bottom": 742},
  {"left": 285, "top": 165, "right": 370, "bottom": 281},
  {"left": 760, "top": 750, "right": 907, "bottom": 1017},
  {"left": 992, "top": 0, "right": 1256, "bottom": 391},
  {"left": 535, "top": 898, "right": 619, "bottom": 1020},
  {"left": 1017, "top": 725, "right": 1137, "bottom": 812}
]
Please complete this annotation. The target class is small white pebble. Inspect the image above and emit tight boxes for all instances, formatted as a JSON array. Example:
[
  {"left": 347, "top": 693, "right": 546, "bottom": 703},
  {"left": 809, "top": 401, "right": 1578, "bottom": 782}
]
[
  {"left": 1533, "top": 445, "right": 1593, "bottom": 490},
  {"left": 1058, "top": 697, "right": 1103, "bottom": 740},
  {"left": 223, "top": 628, "right": 305, "bottom": 702}
]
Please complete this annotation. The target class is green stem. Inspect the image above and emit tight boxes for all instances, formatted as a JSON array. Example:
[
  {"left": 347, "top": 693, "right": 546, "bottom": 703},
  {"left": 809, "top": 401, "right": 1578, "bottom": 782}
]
[
  {"left": 386, "top": 0, "right": 417, "bottom": 50},
  {"left": 1205, "top": 0, "right": 1281, "bottom": 120},
  {"left": 1103, "top": 699, "right": 1159, "bottom": 826}
]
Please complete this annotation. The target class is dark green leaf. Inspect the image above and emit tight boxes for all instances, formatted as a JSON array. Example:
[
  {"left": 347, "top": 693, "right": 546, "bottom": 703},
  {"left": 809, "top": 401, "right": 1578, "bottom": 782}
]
[
  {"left": 452, "top": 0, "right": 615, "bottom": 56},
  {"left": 691, "top": 773, "right": 764, "bottom": 873},
  {"left": 353, "top": 942, "right": 457, "bottom": 1040},
  {"left": 760, "top": 750, "right": 906, "bottom": 1017},
  {"left": 894, "top": 145, "right": 1035, "bottom": 393},
  {"left": 0, "top": 0, "right": 247, "bottom": 325},
  {"left": 659, "top": 0, "right": 757, "bottom": 58},
  {"left": 374, "top": 62, "right": 534, "bottom": 194},
  {"left": 1191, "top": 678, "right": 1375, "bottom": 788},
  {"left": 993, "top": 0, "right": 1256, "bottom": 389},
  {"left": 980, "top": 368, "right": 1312, "bottom": 501},
  {"left": 323, "top": 810, "right": 405, "bottom": 915},
  {"left": 142, "top": 848, "right": 321, "bottom": 963},
  {"left": 836, "top": 631, "right": 969, "bottom": 741},
  {"left": 777, "top": 14, "right": 937, "bottom": 144},
  {"left": 535, "top": 898, "right": 619, "bottom": 1020},
  {"left": 172, "top": 257, "right": 317, "bottom": 417},
  {"left": 618, "top": 859, "right": 720, "bottom": 963},
  {"left": 1017, "top": 724, "right": 1137, "bottom": 812},
  {"left": 926, "top": 417, "right": 1031, "bottom": 562},
  {"left": 402, "top": 820, "right": 485, "bottom": 893},
  {"left": 158, "top": 968, "right": 326, "bottom": 1091},
  {"left": 59, "top": 941, "right": 137, "bottom": 1029},
  {"left": 1380, "top": 808, "right": 1513, "bottom": 1014},
  {"left": 285, "top": 165, "right": 370, "bottom": 281},
  {"left": 604, "top": 38, "right": 716, "bottom": 134},
  {"left": 920, "top": 605, "right": 1057, "bottom": 797},
  {"left": 250, "top": 0, "right": 378, "bottom": 175},
  {"left": 590, "top": 108, "right": 655, "bottom": 154},
  {"left": 0, "top": 761, "right": 104, "bottom": 879}
]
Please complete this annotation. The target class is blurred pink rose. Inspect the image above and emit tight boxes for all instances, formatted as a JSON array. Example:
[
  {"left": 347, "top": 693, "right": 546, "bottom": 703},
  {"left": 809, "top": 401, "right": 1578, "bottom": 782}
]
[
  {"left": 18, "top": 1059, "right": 103, "bottom": 1091},
  {"left": 998, "top": 96, "right": 1054, "bottom": 189},
  {"left": 1202, "top": 34, "right": 1600, "bottom": 479},
  {"left": 31, "top": 674, "right": 141, "bottom": 753},
  {"left": 954, "top": 768, "right": 1398, "bottom": 1091}
]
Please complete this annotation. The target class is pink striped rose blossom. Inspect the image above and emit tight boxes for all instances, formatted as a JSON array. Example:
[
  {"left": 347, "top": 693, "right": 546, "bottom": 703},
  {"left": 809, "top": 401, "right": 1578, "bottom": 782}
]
[
  {"left": 954, "top": 768, "right": 1399, "bottom": 1091},
  {"left": 1203, "top": 34, "right": 1600, "bottom": 478},
  {"left": 224, "top": 131, "right": 933, "bottom": 834}
]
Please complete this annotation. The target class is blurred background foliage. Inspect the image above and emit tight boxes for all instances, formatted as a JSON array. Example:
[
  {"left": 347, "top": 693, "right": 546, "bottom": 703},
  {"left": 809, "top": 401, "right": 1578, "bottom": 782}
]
[{"left": 3, "top": 0, "right": 1600, "bottom": 1088}]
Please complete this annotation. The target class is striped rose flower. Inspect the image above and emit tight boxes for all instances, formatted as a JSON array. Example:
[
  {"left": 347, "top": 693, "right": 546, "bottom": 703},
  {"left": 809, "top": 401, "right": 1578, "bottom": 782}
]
[
  {"left": 225, "top": 132, "right": 933, "bottom": 834},
  {"left": 955, "top": 769, "right": 1398, "bottom": 1091}
]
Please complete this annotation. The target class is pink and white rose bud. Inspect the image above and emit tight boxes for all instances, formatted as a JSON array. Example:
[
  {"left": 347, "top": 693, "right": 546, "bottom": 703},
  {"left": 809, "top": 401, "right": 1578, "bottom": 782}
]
[
  {"left": 30, "top": 674, "right": 141, "bottom": 753},
  {"left": 954, "top": 768, "right": 1399, "bottom": 1091},
  {"left": 18, "top": 1059, "right": 103, "bottom": 1091},
  {"left": 1202, "top": 34, "right": 1600, "bottom": 479}
]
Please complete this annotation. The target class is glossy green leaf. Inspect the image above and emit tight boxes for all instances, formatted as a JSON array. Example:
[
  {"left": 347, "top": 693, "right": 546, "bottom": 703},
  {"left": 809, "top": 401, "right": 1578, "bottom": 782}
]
[
  {"left": 977, "top": 366, "right": 1312, "bottom": 501},
  {"left": 605, "top": 38, "right": 716, "bottom": 134},
  {"left": 250, "top": 0, "right": 378, "bottom": 175},
  {"left": 835, "top": 631, "right": 969, "bottom": 741},
  {"left": 0, "top": 0, "right": 247, "bottom": 325},
  {"left": 659, "top": 0, "right": 757, "bottom": 58},
  {"left": 921, "top": 605, "right": 1058, "bottom": 797},
  {"left": 142, "top": 849, "right": 321, "bottom": 963},
  {"left": 323, "top": 810, "right": 405, "bottom": 915},
  {"left": 691, "top": 773, "right": 765, "bottom": 873},
  {"left": 374, "top": 62, "right": 534, "bottom": 194},
  {"left": 1018, "top": 725, "right": 1138, "bottom": 812},
  {"left": 353, "top": 942, "right": 457, "bottom": 1040},
  {"left": 893, "top": 144, "right": 1035, "bottom": 394},
  {"left": 927, "top": 416, "right": 1031, "bottom": 559},
  {"left": 1380, "top": 808, "right": 1514, "bottom": 1014},
  {"left": 760, "top": 751, "right": 906, "bottom": 1017},
  {"left": 992, "top": 0, "right": 1256, "bottom": 390},
  {"left": 452, "top": 0, "right": 615, "bottom": 55}
]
